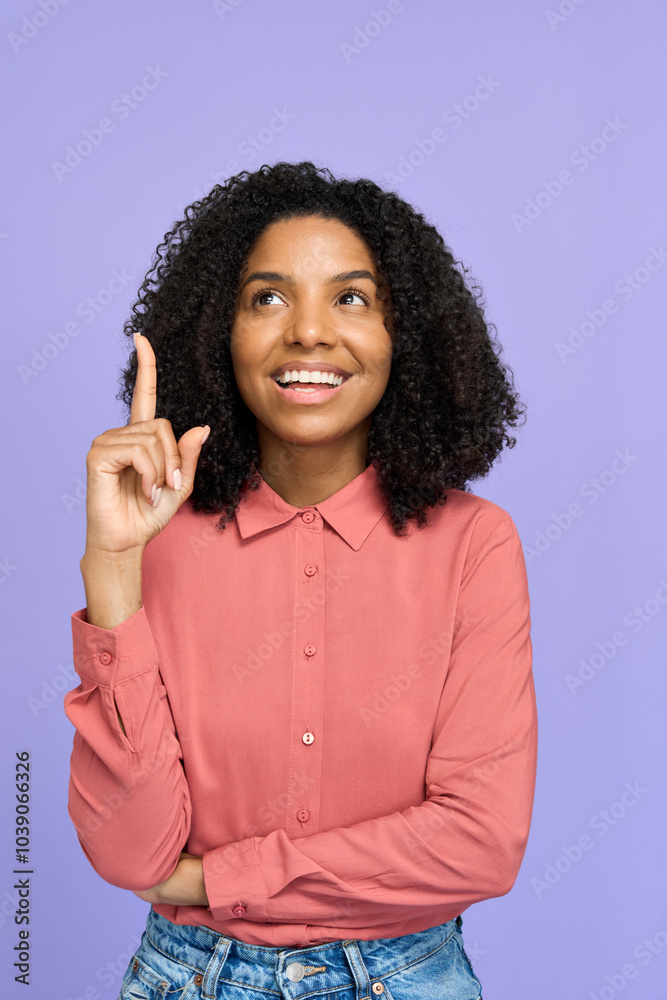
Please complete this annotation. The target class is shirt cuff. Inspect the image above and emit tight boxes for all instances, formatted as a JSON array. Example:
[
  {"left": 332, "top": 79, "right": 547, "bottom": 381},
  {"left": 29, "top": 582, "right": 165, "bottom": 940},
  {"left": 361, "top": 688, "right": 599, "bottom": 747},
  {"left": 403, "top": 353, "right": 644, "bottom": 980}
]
[
  {"left": 202, "top": 837, "right": 268, "bottom": 923},
  {"left": 71, "top": 605, "right": 159, "bottom": 686}
]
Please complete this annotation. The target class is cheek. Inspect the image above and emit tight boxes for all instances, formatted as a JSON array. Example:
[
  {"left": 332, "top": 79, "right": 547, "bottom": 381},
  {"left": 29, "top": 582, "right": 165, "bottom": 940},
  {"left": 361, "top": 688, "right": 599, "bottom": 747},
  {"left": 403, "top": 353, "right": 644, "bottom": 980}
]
[
  {"left": 229, "top": 326, "right": 261, "bottom": 381},
  {"left": 229, "top": 323, "right": 247, "bottom": 364},
  {"left": 367, "top": 339, "right": 393, "bottom": 384}
]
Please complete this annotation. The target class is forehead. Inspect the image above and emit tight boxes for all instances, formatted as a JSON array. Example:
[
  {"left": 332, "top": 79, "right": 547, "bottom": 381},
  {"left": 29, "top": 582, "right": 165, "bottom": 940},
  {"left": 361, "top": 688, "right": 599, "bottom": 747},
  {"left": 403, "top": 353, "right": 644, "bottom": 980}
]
[{"left": 246, "top": 215, "right": 374, "bottom": 267}]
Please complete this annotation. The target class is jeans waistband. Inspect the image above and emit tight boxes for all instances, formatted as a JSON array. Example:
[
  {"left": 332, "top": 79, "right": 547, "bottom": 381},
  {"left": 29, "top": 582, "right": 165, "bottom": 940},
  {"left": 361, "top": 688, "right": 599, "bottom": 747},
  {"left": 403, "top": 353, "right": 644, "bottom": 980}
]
[{"left": 144, "top": 908, "right": 463, "bottom": 998}]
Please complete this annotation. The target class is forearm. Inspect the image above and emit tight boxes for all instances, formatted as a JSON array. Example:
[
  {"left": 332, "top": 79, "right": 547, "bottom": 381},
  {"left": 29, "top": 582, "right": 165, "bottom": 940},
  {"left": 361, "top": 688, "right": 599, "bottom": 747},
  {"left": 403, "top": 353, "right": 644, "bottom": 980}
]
[
  {"left": 80, "top": 546, "right": 144, "bottom": 630},
  {"left": 134, "top": 853, "right": 208, "bottom": 906}
]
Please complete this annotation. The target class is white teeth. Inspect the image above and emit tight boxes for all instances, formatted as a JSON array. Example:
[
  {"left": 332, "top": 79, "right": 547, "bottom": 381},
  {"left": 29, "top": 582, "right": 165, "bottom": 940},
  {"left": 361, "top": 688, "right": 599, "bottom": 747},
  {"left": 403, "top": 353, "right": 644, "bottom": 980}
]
[{"left": 275, "top": 370, "right": 345, "bottom": 386}]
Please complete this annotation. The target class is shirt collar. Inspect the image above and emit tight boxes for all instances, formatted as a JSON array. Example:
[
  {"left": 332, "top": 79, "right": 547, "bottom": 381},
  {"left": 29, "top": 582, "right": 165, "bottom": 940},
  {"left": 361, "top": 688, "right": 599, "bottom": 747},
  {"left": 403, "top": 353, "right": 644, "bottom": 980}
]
[{"left": 235, "top": 462, "right": 389, "bottom": 551}]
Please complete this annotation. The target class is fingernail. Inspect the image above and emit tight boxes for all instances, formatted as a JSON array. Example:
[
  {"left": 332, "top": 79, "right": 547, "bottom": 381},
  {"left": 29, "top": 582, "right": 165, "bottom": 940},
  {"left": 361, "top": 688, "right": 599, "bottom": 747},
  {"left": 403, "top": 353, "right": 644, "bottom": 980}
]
[
  {"left": 152, "top": 487, "right": 162, "bottom": 508},
  {"left": 200, "top": 425, "right": 211, "bottom": 446},
  {"left": 133, "top": 332, "right": 139, "bottom": 348},
  {"left": 173, "top": 468, "right": 182, "bottom": 491},
  {"left": 150, "top": 482, "right": 157, "bottom": 503}
]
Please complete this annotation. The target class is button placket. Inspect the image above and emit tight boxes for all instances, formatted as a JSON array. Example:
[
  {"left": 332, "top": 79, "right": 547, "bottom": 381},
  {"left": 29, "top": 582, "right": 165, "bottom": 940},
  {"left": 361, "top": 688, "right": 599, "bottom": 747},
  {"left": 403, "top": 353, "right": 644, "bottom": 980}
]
[{"left": 286, "top": 511, "right": 325, "bottom": 837}]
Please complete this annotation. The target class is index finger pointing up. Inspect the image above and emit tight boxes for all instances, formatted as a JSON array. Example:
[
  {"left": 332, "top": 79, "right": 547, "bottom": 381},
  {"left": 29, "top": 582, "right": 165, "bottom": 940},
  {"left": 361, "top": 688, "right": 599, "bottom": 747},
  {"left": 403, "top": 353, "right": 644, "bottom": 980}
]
[{"left": 130, "top": 332, "right": 157, "bottom": 424}]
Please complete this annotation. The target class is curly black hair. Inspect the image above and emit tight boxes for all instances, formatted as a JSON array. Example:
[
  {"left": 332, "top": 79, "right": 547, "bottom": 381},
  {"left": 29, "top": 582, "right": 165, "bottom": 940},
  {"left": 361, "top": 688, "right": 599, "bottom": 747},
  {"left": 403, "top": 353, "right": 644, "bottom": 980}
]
[{"left": 117, "top": 160, "right": 526, "bottom": 537}]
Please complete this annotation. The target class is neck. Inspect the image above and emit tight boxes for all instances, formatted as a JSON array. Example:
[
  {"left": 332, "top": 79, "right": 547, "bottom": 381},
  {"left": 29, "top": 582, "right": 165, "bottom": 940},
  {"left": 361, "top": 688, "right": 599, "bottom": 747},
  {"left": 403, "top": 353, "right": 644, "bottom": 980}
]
[{"left": 255, "top": 429, "right": 370, "bottom": 508}]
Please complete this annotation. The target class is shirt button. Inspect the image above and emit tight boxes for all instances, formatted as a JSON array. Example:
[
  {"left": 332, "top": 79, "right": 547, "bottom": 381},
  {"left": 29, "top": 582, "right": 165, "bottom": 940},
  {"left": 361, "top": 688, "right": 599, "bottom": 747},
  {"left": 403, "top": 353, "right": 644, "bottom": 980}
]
[
  {"left": 286, "top": 962, "right": 305, "bottom": 982},
  {"left": 304, "top": 564, "right": 317, "bottom": 576},
  {"left": 372, "top": 984, "right": 385, "bottom": 994},
  {"left": 301, "top": 510, "right": 315, "bottom": 523},
  {"left": 231, "top": 902, "right": 246, "bottom": 916},
  {"left": 302, "top": 731, "right": 315, "bottom": 745},
  {"left": 99, "top": 652, "right": 112, "bottom": 665},
  {"left": 304, "top": 643, "right": 316, "bottom": 657},
  {"left": 297, "top": 808, "right": 310, "bottom": 822}
]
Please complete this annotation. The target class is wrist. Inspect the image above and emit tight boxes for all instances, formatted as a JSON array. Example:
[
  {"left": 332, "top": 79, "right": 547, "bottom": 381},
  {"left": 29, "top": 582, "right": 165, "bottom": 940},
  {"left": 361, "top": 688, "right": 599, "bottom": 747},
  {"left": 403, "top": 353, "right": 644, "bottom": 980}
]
[{"left": 81, "top": 545, "right": 145, "bottom": 569}]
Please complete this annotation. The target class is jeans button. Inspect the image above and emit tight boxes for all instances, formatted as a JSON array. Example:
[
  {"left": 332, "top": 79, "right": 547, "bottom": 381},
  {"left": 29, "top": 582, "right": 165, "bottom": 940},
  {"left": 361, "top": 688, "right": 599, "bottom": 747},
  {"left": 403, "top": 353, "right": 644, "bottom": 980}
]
[
  {"left": 372, "top": 984, "right": 385, "bottom": 994},
  {"left": 286, "top": 962, "right": 305, "bottom": 982}
]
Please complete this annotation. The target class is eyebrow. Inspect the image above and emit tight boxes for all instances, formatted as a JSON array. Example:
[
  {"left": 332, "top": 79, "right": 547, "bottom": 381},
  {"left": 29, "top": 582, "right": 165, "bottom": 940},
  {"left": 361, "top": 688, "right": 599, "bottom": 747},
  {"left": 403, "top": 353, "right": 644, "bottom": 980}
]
[{"left": 239, "top": 269, "right": 379, "bottom": 291}]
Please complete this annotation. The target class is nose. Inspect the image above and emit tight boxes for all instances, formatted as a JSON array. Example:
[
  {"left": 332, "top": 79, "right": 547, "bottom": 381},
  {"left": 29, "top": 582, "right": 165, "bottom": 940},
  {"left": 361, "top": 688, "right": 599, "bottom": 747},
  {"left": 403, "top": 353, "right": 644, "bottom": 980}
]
[{"left": 282, "top": 298, "right": 338, "bottom": 349}]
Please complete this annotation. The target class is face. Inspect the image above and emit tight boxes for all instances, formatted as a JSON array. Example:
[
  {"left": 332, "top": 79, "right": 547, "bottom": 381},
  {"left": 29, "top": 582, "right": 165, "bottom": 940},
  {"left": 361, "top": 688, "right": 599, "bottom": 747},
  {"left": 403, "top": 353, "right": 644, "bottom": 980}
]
[{"left": 229, "top": 214, "right": 393, "bottom": 460}]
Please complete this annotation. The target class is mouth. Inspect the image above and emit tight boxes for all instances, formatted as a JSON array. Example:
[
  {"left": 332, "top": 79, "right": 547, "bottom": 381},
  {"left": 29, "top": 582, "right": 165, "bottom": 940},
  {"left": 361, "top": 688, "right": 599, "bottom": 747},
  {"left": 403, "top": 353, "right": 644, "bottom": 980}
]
[{"left": 270, "top": 372, "right": 352, "bottom": 405}]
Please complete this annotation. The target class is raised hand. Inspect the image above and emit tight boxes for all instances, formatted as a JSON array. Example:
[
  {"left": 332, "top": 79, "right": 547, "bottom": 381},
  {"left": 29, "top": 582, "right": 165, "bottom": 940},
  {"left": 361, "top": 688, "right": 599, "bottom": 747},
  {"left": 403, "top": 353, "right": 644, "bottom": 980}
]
[{"left": 83, "top": 332, "right": 210, "bottom": 556}]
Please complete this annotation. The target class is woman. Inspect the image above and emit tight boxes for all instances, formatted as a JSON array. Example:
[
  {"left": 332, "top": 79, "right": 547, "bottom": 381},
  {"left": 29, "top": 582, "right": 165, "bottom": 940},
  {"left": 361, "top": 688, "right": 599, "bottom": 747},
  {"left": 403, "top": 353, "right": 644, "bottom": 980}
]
[{"left": 64, "top": 161, "right": 537, "bottom": 999}]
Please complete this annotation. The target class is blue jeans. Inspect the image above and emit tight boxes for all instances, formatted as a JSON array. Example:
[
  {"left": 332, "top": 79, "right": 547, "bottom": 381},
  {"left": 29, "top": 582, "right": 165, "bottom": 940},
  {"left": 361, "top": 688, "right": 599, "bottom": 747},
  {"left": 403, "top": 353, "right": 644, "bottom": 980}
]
[{"left": 118, "top": 907, "right": 483, "bottom": 999}]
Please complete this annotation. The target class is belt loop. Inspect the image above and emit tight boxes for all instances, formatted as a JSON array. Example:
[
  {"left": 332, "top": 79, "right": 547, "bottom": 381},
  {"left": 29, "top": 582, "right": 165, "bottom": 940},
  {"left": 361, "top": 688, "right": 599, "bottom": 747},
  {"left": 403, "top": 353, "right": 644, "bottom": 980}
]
[
  {"left": 201, "top": 935, "right": 232, "bottom": 999},
  {"left": 342, "top": 940, "right": 371, "bottom": 1000}
]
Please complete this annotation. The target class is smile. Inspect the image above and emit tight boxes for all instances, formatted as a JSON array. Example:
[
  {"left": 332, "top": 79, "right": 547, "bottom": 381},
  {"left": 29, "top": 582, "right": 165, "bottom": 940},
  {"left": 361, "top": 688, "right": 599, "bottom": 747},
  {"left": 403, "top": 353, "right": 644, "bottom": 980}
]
[{"left": 270, "top": 374, "right": 351, "bottom": 405}]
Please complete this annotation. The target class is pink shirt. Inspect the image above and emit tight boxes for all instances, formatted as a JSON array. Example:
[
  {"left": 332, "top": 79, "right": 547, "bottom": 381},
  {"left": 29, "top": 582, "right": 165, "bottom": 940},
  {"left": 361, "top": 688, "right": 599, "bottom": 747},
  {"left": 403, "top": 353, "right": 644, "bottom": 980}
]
[{"left": 64, "top": 462, "right": 538, "bottom": 947}]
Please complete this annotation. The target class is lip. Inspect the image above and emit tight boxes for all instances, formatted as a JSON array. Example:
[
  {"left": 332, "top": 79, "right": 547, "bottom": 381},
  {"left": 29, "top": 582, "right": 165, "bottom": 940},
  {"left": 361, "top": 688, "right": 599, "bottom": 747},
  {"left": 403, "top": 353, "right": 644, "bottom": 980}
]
[
  {"left": 271, "top": 374, "right": 351, "bottom": 405},
  {"left": 271, "top": 361, "right": 353, "bottom": 378}
]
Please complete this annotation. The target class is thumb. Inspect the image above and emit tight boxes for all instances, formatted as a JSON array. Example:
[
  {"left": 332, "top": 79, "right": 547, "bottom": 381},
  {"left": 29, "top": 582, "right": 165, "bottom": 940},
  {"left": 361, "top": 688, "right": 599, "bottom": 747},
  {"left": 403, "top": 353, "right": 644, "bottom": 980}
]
[{"left": 176, "top": 425, "right": 211, "bottom": 497}]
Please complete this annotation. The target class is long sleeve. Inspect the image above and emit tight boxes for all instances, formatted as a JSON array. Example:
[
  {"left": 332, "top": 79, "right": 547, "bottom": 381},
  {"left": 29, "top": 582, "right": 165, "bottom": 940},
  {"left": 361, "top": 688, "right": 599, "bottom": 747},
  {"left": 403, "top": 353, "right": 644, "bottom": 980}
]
[
  {"left": 201, "top": 514, "right": 537, "bottom": 930},
  {"left": 63, "top": 605, "right": 192, "bottom": 890}
]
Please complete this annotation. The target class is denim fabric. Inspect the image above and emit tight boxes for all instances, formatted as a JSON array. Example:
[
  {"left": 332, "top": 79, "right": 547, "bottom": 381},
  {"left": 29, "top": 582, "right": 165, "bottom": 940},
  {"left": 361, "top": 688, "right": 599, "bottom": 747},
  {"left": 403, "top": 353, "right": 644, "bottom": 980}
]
[{"left": 118, "top": 907, "right": 483, "bottom": 999}]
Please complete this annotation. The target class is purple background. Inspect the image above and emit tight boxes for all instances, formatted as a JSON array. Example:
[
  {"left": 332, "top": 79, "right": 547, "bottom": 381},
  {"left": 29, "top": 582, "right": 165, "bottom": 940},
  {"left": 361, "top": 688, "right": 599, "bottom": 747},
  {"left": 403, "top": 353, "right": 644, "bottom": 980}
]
[{"left": 2, "top": 1, "right": 665, "bottom": 997}]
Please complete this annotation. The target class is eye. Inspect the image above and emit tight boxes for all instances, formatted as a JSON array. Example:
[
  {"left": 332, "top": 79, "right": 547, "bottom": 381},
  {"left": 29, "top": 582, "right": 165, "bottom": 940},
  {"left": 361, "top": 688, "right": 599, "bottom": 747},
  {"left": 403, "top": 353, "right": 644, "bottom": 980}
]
[
  {"left": 250, "top": 289, "right": 284, "bottom": 307},
  {"left": 338, "top": 287, "right": 371, "bottom": 306},
  {"left": 249, "top": 286, "right": 371, "bottom": 308}
]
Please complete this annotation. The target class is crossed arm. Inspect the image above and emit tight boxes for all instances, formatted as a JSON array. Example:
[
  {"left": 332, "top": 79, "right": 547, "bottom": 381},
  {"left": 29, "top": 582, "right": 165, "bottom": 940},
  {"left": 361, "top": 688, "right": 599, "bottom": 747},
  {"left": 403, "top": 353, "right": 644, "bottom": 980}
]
[{"left": 133, "top": 852, "right": 208, "bottom": 906}]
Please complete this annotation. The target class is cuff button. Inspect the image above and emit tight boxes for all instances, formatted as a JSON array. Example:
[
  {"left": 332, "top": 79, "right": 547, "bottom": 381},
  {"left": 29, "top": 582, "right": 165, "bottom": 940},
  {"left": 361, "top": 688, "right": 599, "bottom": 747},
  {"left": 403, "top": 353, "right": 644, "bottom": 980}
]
[{"left": 231, "top": 902, "right": 246, "bottom": 916}]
